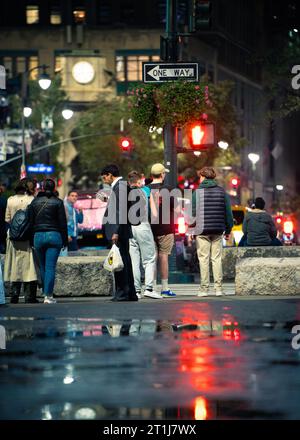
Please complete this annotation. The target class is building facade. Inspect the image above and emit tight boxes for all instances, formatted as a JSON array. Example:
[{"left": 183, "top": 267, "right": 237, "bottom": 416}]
[{"left": 0, "top": 0, "right": 298, "bottom": 209}]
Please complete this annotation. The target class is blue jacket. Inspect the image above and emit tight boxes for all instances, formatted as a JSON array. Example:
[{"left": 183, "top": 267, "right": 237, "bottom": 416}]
[{"left": 64, "top": 200, "right": 84, "bottom": 238}]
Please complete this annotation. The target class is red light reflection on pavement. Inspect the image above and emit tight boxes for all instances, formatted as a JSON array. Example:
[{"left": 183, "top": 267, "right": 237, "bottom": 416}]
[{"left": 176, "top": 305, "right": 243, "bottom": 401}]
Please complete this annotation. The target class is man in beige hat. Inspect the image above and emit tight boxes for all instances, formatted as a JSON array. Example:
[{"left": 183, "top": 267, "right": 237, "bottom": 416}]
[{"left": 147, "top": 163, "right": 176, "bottom": 298}]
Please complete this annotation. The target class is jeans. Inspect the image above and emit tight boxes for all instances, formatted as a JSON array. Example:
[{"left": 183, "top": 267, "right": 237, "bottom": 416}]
[
  {"left": 129, "top": 223, "right": 156, "bottom": 292},
  {"left": 34, "top": 231, "right": 62, "bottom": 296}
]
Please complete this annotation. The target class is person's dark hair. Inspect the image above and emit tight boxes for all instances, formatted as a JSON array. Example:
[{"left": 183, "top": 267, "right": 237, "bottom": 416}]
[
  {"left": 25, "top": 178, "right": 37, "bottom": 196},
  {"left": 254, "top": 197, "right": 265, "bottom": 210},
  {"left": 151, "top": 173, "right": 162, "bottom": 179},
  {"left": 14, "top": 179, "right": 27, "bottom": 195},
  {"left": 128, "top": 170, "right": 142, "bottom": 185},
  {"left": 144, "top": 177, "right": 153, "bottom": 185},
  {"left": 41, "top": 178, "right": 56, "bottom": 197},
  {"left": 198, "top": 166, "right": 216, "bottom": 180},
  {"left": 68, "top": 189, "right": 78, "bottom": 196},
  {"left": 100, "top": 164, "right": 120, "bottom": 177}
]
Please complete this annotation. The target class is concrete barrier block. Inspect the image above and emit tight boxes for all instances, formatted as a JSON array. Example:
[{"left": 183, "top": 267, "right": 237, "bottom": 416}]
[
  {"left": 54, "top": 256, "right": 113, "bottom": 297},
  {"left": 235, "top": 257, "right": 300, "bottom": 295},
  {"left": 223, "top": 246, "right": 300, "bottom": 280}
]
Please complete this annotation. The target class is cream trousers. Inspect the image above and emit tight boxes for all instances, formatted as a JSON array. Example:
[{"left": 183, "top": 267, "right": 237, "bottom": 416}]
[{"left": 196, "top": 234, "right": 223, "bottom": 291}]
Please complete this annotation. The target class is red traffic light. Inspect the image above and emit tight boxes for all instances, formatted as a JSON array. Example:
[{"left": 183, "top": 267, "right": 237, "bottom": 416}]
[
  {"left": 188, "top": 121, "right": 215, "bottom": 150},
  {"left": 120, "top": 137, "right": 131, "bottom": 151},
  {"left": 231, "top": 177, "right": 239, "bottom": 187},
  {"left": 191, "top": 124, "right": 205, "bottom": 147}
]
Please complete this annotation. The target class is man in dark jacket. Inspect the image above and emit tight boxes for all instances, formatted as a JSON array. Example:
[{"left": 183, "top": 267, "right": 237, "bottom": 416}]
[
  {"left": 242, "top": 197, "right": 282, "bottom": 246},
  {"left": 192, "top": 167, "right": 234, "bottom": 297},
  {"left": 101, "top": 164, "right": 138, "bottom": 302}
]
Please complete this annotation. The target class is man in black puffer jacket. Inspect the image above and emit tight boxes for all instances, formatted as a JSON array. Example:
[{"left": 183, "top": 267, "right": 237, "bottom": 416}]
[{"left": 28, "top": 179, "right": 68, "bottom": 304}]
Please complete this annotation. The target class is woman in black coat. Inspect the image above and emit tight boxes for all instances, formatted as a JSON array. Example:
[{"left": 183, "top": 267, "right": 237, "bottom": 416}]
[{"left": 28, "top": 179, "right": 68, "bottom": 304}]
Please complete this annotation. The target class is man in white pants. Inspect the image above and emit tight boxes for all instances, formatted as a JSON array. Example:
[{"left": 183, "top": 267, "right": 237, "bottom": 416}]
[{"left": 128, "top": 171, "right": 162, "bottom": 299}]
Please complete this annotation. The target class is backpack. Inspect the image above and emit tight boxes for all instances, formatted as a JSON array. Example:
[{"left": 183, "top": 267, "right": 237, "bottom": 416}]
[{"left": 9, "top": 207, "right": 32, "bottom": 241}]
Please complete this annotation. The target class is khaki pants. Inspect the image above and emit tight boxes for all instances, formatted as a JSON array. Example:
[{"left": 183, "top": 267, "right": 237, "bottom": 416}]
[{"left": 196, "top": 234, "right": 223, "bottom": 292}]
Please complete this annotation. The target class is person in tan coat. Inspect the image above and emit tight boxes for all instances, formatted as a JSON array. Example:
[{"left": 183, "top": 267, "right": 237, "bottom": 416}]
[{"left": 4, "top": 179, "right": 38, "bottom": 303}]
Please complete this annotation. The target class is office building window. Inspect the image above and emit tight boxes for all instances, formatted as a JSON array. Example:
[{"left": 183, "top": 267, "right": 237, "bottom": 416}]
[
  {"left": 116, "top": 54, "right": 160, "bottom": 82},
  {"left": 51, "top": 7, "right": 62, "bottom": 25},
  {"left": 26, "top": 5, "right": 39, "bottom": 24},
  {"left": 28, "top": 56, "right": 39, "bottom": 79},
  {"left": 73, "top": 8, "right": 86, "bottom": 24},
  {"left": 99, "top": 1, "right": 111, "bottom": 24},
  {"left": 0, "top": 55, "right": 38, "bottom": 79}
]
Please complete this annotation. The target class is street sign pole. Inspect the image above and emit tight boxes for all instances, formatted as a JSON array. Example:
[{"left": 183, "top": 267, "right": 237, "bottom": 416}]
[{"left": 164, "top": 0, "right": 178, "bottom": 189}]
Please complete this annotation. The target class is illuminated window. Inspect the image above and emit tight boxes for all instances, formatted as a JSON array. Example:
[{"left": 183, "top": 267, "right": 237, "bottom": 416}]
[
  {"left": 116, "top": 54, "right": 160, "bottom": 82},
  {"left": 28, "top": 56, "right": 39, "bottom": 79},
  {"left": 0, "top": 55, "right": 38, "bottom": 79},
  {"left": 55, "top": 56, "right": 63, "bottom": 74},
  {"left": 16, "top": 57, "right": 26, "bottom": 74},
  {"left": 26, "top": 5, "right": 39, "bottom": 24},
  {"left": 3, "top": 57, "right": 12, "bottom": 78},
  {"left": 51, "top": 7, "right": 62, "bottom": 25},
  {"left": 73, "top": 9, "right": 86, "bottom": 23}
]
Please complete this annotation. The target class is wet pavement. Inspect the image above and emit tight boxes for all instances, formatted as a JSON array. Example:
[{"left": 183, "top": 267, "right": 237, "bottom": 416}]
[{"left": 1, "top": 296, "right": 300, "bottom": 420}]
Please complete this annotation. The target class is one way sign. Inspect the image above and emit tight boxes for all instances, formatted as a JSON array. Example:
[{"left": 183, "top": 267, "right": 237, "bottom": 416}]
[{"left": 143, "top": 62, "right": 199, "bottom": 83}]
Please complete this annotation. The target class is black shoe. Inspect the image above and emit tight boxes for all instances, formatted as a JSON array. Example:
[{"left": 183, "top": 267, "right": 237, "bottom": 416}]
[
  {"left": 10, "top": 296, "right": 19, "bottom": 304},
  {"left": 25, "top": 298, "right": 40, "bottom": 304},
  {"left": 110, "top": 297, "right": 130, "bottom": 302},
  {"left": 129, "top": 296, "right": 139, "bottom": 301}
]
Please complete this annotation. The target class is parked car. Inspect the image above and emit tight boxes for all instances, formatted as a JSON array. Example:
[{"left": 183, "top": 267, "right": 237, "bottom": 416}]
[{"left": 74, "top": 192, "right": 108, "bottom": 248}]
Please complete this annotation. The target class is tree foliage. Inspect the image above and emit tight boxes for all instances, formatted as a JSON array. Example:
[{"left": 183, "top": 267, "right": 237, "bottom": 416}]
[
  {"left": 72, "top": 79, "right": 245, "bottom": 187},
  {"left": 73, "top": 98, "right": 163, "bottom": 187}
]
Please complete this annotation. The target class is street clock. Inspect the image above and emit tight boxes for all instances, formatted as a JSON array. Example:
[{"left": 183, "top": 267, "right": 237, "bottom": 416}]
[{"left": 72, "top": 61, "right": 95, "bottom": 84}]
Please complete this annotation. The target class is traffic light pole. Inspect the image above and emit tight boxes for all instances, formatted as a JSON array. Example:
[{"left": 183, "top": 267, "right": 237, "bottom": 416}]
[{"left": 163, "top": 0, "right": 179, "bottom": 189}]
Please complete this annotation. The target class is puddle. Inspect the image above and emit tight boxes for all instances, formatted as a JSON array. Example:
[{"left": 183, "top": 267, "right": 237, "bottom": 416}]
[{"left": 1, "top": 308, "right": 300, "bottom": 420}]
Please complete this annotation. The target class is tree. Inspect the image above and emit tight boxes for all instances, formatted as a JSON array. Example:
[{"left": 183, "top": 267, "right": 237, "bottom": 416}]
[{"left": 73, "top": 98, "right": 164, "bottom": 187}]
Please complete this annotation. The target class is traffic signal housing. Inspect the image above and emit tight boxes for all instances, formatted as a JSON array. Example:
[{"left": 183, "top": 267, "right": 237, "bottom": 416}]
[
  {"left": 188, "top": 0, "right": 212, "bottom": 33},
  {"left": 188, "top": 121, "right": 215, "bottom": 150}
]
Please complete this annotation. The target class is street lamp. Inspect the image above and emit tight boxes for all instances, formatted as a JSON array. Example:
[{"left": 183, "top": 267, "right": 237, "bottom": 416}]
[
  {"left": 62, "top": 109, "right": 74, "bottom": 120},
  {"left": 218, "top": 141, "right": 229, "bottom": 150},
  {"left": 23, "top": 106, "right": 32, "bottom": 118},
  {"left": 276, "top": 184, "right": 284, "bottom": 191},
  {"left": 38, "top": 70, "right": 52, "bottom": 90},
  {"left": 21, "top": 64, "right": 51, "bottom": 178},
  {"left": 248, "top": 153, "right": 260, "bottom": 201}
]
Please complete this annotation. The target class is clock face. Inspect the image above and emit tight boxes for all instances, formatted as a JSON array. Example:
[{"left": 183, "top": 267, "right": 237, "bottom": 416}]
[{"left": 72, "top": 61, "right": 95, "bottom": 84}]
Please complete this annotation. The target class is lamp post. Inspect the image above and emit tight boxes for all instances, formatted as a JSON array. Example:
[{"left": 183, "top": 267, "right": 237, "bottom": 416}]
[
  {"left": 248, "top": 153, "right": 260, "bottom": 202},
  {"left": 21, "top": 64, "right": 51, "bottom": 178}
]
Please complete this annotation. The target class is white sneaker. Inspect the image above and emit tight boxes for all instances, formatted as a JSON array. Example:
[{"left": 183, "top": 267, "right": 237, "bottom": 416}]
[
  {"left": 215, "top": 291, "right": 223, "bottom": 296},
  {"left": 44, "top": 297, "right": 57, "bottom": 304},
  {"left": 136, "top": 292, "right": 142, "bottom": 299},
  {"left": 197, "top": 291, "right": 209, "bottom": 297},
  {"left": 144, "top": 290, "right": 163, "bottom": 299}
]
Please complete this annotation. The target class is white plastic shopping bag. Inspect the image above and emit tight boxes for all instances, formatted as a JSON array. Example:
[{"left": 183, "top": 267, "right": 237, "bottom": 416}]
[{"left": 103, "top": 244, "right": 124, "bottom": 272}]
